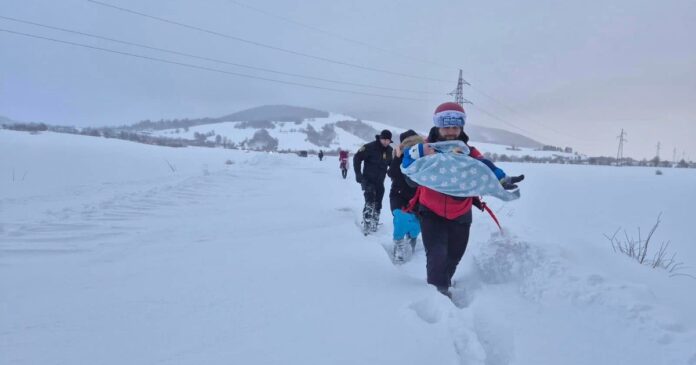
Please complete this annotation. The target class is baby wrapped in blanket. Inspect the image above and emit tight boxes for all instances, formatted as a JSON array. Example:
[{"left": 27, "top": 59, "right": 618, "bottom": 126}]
[{"left": 401, "top": 140, "right": 521, "bottom": 202}]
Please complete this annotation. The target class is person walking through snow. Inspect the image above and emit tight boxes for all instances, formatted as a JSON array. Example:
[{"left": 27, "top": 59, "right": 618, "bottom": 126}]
[
  {"left": 354, "top": 129, "right": 393, "bottom": 234},
  {"left": 388, "top": 129, "right": 424, "bottom": 263},
  {"left": 339, "top": 149, "right": 349, "bottom": 179},
  {"left": 402, "top": 102, "right": 524, "bottom": 297}
]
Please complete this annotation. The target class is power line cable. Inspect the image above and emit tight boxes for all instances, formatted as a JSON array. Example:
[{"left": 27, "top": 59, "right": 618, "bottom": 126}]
[
  {"left": 198, "top": 0, "right": 582, "bottom": 143},
  {"left": 468, "top": 101, "right": 606, "bottom": 147},
  {"left": 0, "top": 28, "right": 436, "bottom": 102},
  {"left": 87, "top": 0, "right": 576, "bottom": 143},
  {"left": 86, "top": 0, "right": 451, "bottom": 83},
  {"left": 224, "top": 0, "right": 458, "bottom": 72},
  {"left": 467, "top": 103, "right": 538, "bottom": 136},
  {"left": 468, "top": 83, "right": 593, "bottom": 142},
  {"left": 1, "top": 26, "right": 594, "bottom": 150},
  {"left": 1, "top": 14, "right": 586, "bottom": 147},
  {"left": 0, "top": 15, "right": 446, "bottom": 96},
  {"left": 223, "top": 0, "right": 560, "bottom": 138}
]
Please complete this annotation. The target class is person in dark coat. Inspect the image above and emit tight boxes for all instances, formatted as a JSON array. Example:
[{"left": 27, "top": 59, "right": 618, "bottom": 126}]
[
  {"left": 353, "top": 129, "right": 393, "bottom": 234},
  {"left": 318, "top": 150, "right": 324, "bottom": 161},
  {"left": 388, "top": 129, "right": 424, "bottom": 262}
]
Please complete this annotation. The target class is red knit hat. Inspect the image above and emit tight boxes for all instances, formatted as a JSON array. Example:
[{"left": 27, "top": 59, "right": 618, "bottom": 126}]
[{"left": 433, "top": 102, "right": 466, "bottom": 128}]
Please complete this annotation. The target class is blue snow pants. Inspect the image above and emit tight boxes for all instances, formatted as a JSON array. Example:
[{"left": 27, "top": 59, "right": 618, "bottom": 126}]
[{"left": 392, "top": 209, "right": 421, "bottom": 241}]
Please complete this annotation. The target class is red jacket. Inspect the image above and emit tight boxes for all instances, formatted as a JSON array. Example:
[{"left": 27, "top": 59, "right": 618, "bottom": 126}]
[{"left": 407, "top": 144, "right": 483, "bottom": 220}]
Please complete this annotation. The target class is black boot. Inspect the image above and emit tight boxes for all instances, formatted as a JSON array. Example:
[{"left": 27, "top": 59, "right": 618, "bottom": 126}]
[
  {"left": 436, "top": 286, "right": 452, "bottom": 299},
  {"left": 362, "top": 203, "right": 376, "bottom": 235},
  {"left": 408, "top": 236, "right": 417, "bottom": 253},
  {"left": 370, "top": 213, "right": 380, "bottom": 232}
]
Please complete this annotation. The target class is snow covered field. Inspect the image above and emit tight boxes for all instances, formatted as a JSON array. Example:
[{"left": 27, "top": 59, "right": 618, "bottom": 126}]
[{"left": 2, "top": 129, "right": 696, "bottom": 364}]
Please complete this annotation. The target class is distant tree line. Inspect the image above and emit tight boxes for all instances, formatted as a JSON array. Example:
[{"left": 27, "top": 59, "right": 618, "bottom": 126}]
[
  {"left": 484, "top": 152, "right": 696, "bottom": 169},
  {"left": 3, "top": 121, "right": 694, "bottom": 168},
  {"left": 304, "top": 124, "right": 336, "bottom": 147},
  {"left": 234, "top": 120, "right": 276, "bottom": 129},
  {"left": 2, "top": 122, "right": 48, "bottom": 132},
  {"left": 335, "top": 120, "right": 379, "bottom": 141},
  {"left": 122, "top": 117, "right": 221, "bottom": 131},
  {"left": 240, "top": 129, "right": 279, "bottom": 151},
  {"left": 540, "top": 145, "right": 573, "bottom": 153}
]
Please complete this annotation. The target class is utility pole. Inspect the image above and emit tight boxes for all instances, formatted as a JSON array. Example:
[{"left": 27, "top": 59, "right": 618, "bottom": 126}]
[
  {"left": 448, "top": 69, "right": 472, "bottom": 108},
  {"left": 656, "top": 142, "right": 661, "bottom": 160},
  {"left": 616, "top": 129, "right": 627, "bottom": 166},
  {"left": 673, "top": 147, "right": 677, "bottom": 165}
]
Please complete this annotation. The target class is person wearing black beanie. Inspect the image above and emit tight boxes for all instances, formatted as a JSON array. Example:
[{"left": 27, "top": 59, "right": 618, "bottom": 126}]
[{"left": 353, "top": 129, "right": 393, "bottom": 235}]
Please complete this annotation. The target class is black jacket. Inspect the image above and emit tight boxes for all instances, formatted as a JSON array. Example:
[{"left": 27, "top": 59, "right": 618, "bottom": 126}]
[
  {"left": 388, "top": 154, "right": 417, "bottom": 212},
  {"left": 353, "top": 137, "right": 393, "bottom": 185}
]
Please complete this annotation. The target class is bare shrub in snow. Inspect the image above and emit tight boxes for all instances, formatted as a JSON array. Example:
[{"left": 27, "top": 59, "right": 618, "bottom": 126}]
[
  {"left": 604, "top": 213, "right": 688, "bottom": 276},
  {"left": 165, "top": 160, "right": 176, "bottom": 172}
]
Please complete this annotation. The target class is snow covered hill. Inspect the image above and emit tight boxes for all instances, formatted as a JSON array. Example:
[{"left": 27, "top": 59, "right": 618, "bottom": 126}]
[
  {"left": 144, "top": 105, "right": 567, "bottom": 159},
  {"left": 465, "top": 124, "right": 544, "bottom": 149},
  {"left": 2, "top": 129, "right": 696, "bottom": 364},
  {"left": 150, "top": 111, "right": 398, "bottom": 152}
]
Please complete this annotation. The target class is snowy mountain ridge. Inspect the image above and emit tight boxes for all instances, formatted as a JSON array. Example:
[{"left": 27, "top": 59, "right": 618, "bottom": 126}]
[
  {"left": 151, "top": 111, "right": 395, "bottom": 152},
  {"left": 2, "top": 105, "right": 555, "bottom": 155},
  {"left": 146, "top": 105, "right": 558, "bottom": 156}
]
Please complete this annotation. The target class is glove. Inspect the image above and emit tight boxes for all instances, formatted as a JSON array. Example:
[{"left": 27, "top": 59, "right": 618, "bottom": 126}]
[
  {"left": 500, "top": 174, "right": 525, "bottom": 190},
  {"left": 472, "top": 197, "right": 486, "bottom": 212},
  {"left": 356, "top": 175, "right": 364, "bottom": 184}
]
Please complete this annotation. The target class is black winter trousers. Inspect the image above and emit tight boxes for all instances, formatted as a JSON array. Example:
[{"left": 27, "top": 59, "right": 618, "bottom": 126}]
[
  {"left": 362, "top": 182, "right": 385, "bottom": 216},
  {"left": 419, "top": 209, "right": 472, "bottom": 289}
]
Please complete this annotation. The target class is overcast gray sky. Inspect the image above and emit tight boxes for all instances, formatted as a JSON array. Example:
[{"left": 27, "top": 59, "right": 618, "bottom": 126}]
[{"left": 1, "top": 0, "right": 694, "bottom": 159}]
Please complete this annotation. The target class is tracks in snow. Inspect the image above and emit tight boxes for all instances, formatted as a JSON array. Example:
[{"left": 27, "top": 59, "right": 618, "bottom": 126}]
[
  {"left": 0, "top": 171, "right": 239, "bottom": 257},
  {"left": 365, "top": 223, "right": 696, "bottom": 365}
]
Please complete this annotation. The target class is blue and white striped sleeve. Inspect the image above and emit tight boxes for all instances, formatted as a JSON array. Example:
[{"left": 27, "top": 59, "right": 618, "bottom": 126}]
[{"left": 401, "top": 143, "right": 426, "bottom": 169}]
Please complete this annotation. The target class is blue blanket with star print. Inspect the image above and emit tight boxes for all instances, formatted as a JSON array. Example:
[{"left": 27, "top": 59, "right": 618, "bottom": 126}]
[{"left": 401, "top": 141, "right": 520, "bottom": 201}]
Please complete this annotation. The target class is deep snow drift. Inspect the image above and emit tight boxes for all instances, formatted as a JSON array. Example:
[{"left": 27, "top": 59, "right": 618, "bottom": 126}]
[{"left": 2, "top": 129, "right": 696, "bottom": 364}]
